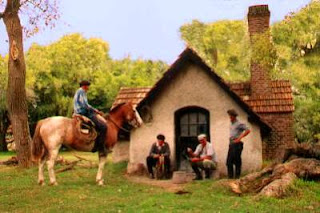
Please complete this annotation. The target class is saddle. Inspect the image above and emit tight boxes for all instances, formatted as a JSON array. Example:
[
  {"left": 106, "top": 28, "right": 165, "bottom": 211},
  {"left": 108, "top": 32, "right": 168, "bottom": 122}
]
[{"left": 72, "top": 114, "right": 98, "bottom": 144}]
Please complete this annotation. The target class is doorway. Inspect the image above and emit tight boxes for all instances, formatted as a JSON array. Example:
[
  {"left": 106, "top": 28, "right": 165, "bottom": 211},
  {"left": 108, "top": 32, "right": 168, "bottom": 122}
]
[{"left": 175, "top": 107, "right": 210, "bottom": 170}]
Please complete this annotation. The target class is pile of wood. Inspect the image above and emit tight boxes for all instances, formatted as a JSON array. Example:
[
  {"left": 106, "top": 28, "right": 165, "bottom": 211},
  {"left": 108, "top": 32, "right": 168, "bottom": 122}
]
[
  {"left": 0, "top": 156, "right": 18, "bottom": 165},
  {"left": 0, "top": 154, "right": 98, "bottom": 171},
  {"left": 55, "top": 154, "right": 98, "bottom": 173},
  {"left": 230, "top": 143, "right": 320, "bottom": 198}
]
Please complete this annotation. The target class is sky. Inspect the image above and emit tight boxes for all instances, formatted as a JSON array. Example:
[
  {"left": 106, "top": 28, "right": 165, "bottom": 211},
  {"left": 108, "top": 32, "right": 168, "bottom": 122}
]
[{"left": 0, "top": 0, "right": 312, "bottom": 63}]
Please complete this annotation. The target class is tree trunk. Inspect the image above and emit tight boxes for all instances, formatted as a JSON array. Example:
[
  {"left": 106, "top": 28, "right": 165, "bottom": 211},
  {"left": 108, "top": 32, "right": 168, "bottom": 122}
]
[
  {"left": 2, "top": 0, "right": 32, "bottom": 167},
  {"left": 0, "top": 111, "right": 9, "bottom": 152},
  {"left": 258, "top": 172, "right": 297, "bottom": 198}
]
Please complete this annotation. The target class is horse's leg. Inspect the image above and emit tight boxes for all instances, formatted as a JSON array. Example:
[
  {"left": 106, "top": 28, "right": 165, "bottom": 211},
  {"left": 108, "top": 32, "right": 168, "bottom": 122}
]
[
  {"left": 47, "top": 146, "right": 60, "bottom": 186},
  {"left": 38, "top": 155, "right": 47, "bottom": 186},
  {"left": 96, "top": 151, "right": 107, "bottom": 186}
]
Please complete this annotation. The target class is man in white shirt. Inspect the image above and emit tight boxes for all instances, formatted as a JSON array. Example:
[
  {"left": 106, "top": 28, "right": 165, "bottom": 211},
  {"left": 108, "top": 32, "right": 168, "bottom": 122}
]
[{"left": 187, "top": 134, "right": 217, "bottom": 180}]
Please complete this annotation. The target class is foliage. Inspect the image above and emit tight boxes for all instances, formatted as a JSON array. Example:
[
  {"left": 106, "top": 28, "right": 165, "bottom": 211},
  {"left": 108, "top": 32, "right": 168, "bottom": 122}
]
[
  {"left": 272, "top": 1, "right": 320, "bottom": 143},
  {"left": 272, "top": 1, "right": 320, "bottom": 58},
  {"left": 26, "top": 33, "right": 111, "bottom": 122},
  {"left": 250, "top": 32, "right": 277, "bottom": 77},
  {"left": 0, "top": 55, "right": 7, "bottom": 112},
  {"left": 0, "top": 152, "right": 319, "bottom": 212},
  {"left": 294, "top": 98, "right": 320, "bottom": 142},
  {"left": 180, "top": 20, "right": 251, "bottom": 81},
  {"left": 0, "top": 56, "right": 8, "bottom": 152}
]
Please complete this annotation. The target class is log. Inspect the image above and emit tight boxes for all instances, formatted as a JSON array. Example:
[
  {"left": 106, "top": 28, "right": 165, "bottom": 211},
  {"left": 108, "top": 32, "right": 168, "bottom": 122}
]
[
  {"left": 273, "top": 158, "right": 320, "bottom": 179},
  {"left": 56, "top": 160, "right": 80, "bottom": 173},
  {"left": 77, "top": 164, "right": 98, "bottom": 169},
  {"left": 230, "top": 165, "right": 276, "bottom": 194},
  {"left": 73, "top": 154, "right": 95, "bottom": 163},
  {"left": 283, "top": 143, "right": 320, "bottom": 162},
  {"left": 259, "top": 172, "right": 297, "bottom": 198}
]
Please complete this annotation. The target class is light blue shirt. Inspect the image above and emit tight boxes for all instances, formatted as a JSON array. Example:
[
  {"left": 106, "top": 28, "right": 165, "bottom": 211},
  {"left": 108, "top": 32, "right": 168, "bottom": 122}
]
[
  {"left": 73, "top": 88, "right": 95, "bottom": 116},
  {"left": 229, "top": 120, "right": 249, "bottom": 144}
]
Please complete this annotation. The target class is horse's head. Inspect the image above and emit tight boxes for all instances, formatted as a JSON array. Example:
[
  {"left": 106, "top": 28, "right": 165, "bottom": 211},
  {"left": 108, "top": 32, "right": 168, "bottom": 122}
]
[{"left": 111, "top": 102, "right": 143, "bottom": 128}]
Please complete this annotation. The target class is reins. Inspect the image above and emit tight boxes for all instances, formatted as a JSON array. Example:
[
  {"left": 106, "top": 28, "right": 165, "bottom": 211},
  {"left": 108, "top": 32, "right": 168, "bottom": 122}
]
[{"left": 105, "top": 114, "right": 131, "bottom": 133}]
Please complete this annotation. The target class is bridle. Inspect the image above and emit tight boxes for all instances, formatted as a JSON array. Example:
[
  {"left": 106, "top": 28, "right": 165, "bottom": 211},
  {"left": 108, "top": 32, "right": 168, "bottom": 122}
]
[
  {"left": 102, "top": 104, "right": 142, "bottom": 132},
  {"left": 105, "top": 114, "right": 131, "bottom": 133}
]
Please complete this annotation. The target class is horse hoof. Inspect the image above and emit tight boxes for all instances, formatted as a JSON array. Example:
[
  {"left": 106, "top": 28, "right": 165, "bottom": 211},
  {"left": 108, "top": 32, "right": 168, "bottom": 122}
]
[
  {"left": 50, "top": 182, "right": 58, "bottom": 186},
  {"left": 38, "top": 180, "right": 45, "bottom": 186},
  {"left": 96, "top": 179, "right": 104, "bottom": 186}
]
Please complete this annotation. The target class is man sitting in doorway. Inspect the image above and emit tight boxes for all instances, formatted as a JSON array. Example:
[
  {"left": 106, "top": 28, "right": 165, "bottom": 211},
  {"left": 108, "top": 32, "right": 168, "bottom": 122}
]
[
  {"left": 146, "top": 134, "right": 171, "bottom": 179},
  {"left": 187, "top": 134, "right": 217, "bottom": 180}
]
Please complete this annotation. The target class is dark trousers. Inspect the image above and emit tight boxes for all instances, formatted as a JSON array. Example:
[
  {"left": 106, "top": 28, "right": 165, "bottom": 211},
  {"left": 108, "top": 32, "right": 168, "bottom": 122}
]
[
  {"left": 226, "top": 142, "right": 243, "bottom": 179},
  {"left": 146, "top": 156, "right": 171, "bottom": 176},
  {"left": 88, "top": 114, "right": 107, "bottom": 152}
]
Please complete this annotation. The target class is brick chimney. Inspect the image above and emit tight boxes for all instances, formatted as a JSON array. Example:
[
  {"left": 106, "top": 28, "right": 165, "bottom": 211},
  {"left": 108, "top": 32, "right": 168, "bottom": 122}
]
[{"left": 248, "top": 5, "right": 272, "bottom": 97}]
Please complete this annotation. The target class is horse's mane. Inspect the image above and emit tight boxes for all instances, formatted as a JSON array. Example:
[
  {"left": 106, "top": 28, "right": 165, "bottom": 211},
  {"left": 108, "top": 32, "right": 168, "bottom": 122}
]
[
  {"left": 110, "top": 102, "right": 127, "bottom": 113},
  {"left": 103, "top": 102, "right": 133, "bottom": 120}
]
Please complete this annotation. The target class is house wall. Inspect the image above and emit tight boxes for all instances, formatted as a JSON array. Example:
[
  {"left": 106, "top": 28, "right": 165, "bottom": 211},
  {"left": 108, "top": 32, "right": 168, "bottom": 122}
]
[{"left": 128, "top": 64, "right": 263, "bottom": 176}]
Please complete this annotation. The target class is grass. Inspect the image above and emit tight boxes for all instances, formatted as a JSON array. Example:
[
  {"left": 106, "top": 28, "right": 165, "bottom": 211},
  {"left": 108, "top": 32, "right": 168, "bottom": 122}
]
[{"left": 0, "top": 152, "right": 319, "bottom": 213}]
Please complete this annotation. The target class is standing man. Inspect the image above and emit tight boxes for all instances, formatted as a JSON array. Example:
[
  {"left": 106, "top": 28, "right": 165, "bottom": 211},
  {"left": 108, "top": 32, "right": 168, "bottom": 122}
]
[
  {"left": 226, "top": 109, "right": 250, "bottom": 179},
  {"left": 187, "top": 134, "right": 217, "bottom": 180},
  {"left": 73, "top": 80, "right": 107, "bottom": 154},
  {"left": 146, "top": 134, "right": 171, "bottom": 179}
]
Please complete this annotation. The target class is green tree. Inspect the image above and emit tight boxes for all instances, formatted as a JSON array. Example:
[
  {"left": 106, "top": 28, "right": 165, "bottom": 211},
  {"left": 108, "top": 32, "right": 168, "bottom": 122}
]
[
  {"left": 180, "top": 20, "right": 250, "bottom": 81},
  {"left": 26, "top": 34, "right": 112, "bottom": 122},
  {"left": 272, "top": 1, "right": 320, "bottom": 58},
  {"left": 272, "top": 1, "right": 320, "bottom": 143}
]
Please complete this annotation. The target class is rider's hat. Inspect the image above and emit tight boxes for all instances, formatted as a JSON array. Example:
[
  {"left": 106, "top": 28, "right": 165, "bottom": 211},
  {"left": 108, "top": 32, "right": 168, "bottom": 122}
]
[{"left": 79, "top": 80, "right": 91, "bottom": 87}]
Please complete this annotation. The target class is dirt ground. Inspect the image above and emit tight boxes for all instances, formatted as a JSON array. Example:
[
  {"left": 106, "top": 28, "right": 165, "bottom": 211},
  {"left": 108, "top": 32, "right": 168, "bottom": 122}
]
[
  {"left": 126, "top": 174, "right": 233, "bottom": 194},
  {"left": 126, "top": 175, "right": 188, "bottom": 193}
]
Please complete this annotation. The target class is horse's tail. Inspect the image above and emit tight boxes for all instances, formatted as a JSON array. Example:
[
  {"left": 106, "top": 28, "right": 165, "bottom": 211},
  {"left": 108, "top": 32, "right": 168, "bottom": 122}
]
[{"left": 31, "top": 120, "right": 45, "bottom": 162}]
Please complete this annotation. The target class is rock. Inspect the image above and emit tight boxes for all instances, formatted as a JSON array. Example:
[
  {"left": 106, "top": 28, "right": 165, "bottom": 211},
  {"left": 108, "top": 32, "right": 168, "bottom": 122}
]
[{"left": 172, "top": 171, "right": 194, "bottom": 184}]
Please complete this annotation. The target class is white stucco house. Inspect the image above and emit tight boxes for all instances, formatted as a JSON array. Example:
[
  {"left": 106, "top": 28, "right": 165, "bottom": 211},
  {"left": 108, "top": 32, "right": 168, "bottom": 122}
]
[{"left": 112, "top": 48, "right": 272, "bottom": 176}]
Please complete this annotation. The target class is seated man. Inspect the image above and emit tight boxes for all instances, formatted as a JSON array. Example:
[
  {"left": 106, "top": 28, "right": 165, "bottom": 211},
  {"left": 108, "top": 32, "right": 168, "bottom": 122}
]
[
  {"left": 146, "top": 134, "right": 171, "bottom": 179},
  {"left": 187, "top": 134, "right": 217, "bottom": 180}
]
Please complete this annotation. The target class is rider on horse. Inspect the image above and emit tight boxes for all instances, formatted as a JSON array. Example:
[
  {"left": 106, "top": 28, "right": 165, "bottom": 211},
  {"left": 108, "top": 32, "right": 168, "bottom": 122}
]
[{"left": 73, "top": 80, "right": 107, "bottom": 154}]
